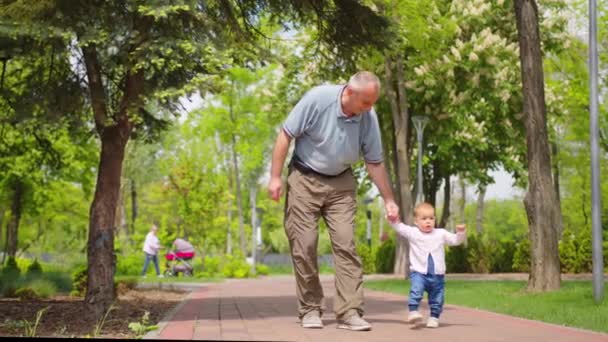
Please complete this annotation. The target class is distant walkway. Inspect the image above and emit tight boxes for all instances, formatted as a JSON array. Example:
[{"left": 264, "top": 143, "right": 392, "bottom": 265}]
[{"left": 143, "top": 274, "right": 608, "bottom": 341}]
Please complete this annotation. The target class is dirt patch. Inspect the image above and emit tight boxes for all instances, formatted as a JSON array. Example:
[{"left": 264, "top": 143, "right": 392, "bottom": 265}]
[{"left": 0, "top": 289, "right": 188, "bottom": 338}]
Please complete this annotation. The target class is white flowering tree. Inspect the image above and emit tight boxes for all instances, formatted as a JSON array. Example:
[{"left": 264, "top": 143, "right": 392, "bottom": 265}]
[{"left": 355, "top": 0, "right": 572, "bottom": 280}]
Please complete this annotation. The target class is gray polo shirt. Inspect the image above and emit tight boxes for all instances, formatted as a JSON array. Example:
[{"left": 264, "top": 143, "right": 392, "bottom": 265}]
[{"left": 282, "top": 84, "right": 384, "bottom": 176}]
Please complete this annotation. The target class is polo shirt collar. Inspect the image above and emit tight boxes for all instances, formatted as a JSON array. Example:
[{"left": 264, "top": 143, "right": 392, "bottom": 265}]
[{"left": 337, "top": 85, "right": 363, "bottom": 122}]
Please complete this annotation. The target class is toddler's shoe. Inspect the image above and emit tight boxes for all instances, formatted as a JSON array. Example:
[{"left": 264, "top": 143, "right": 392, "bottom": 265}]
[
  {"left": 407, "top": 311, "right": 423, "bottom": 324},
  {"left": 426, "top": 317, "right": 439, "bottom": 328}
]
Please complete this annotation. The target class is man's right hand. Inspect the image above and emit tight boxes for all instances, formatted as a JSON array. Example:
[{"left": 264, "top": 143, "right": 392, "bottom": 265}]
[{"left": 268, "top": 176, "right": 283, "bottom": 201}]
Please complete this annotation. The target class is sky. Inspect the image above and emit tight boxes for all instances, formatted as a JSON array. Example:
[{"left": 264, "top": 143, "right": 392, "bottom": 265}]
[{"left": 455, "top": 167, "right": 524, "bottom": 201}]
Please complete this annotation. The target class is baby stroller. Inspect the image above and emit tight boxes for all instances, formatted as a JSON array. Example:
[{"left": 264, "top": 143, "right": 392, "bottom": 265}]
[{"left": 164, "top": 251, "right": 195, "bottom": 277}]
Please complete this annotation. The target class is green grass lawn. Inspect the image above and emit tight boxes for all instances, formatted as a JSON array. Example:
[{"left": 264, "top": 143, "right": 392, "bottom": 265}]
[
  {"left": 365, "top": 279, "right": 608, "bottom": 334},
  {"left": 266, "top": 264, "right": 335, "bottom": 275}
]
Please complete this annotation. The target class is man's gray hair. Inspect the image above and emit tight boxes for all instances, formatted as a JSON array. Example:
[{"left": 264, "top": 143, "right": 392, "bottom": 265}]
[{"left": 348, "top": 71, "right": 381, "bottom": 91}]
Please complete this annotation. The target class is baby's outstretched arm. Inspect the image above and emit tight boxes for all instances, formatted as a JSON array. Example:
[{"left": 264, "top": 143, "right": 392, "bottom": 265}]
[
  {"left": 444, "top": 224, "right": 466, "bottom": 246},
  {"left": 389, "top": 221, "right": 416, "bottom": 239}
]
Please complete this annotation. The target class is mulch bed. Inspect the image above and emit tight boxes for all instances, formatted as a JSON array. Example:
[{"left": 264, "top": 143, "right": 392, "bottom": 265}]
[{"left": 0, "top": 288, "right": 187, "bottom": 338}]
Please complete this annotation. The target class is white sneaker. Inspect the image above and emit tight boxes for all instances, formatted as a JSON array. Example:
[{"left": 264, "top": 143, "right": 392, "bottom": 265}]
[
  {"left": 426, "top": 317, "right": 439, "bottom": 328},
  {"left": 157, "top": 275, "right": 164, "bottom": 278},
  {"left": 337, "top": 313, "right": 371, "bottom": 331},
  {"left": 407, "top": 311, "right": 423, "bottom": 324},
  {"left": 301, "top": 311, "right": 323, "bottom": 329}
]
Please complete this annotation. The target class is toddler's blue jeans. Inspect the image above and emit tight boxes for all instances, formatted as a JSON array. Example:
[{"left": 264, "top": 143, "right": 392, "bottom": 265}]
[{"left": 408, "top": 271, "right": 445, "bottom": 318}]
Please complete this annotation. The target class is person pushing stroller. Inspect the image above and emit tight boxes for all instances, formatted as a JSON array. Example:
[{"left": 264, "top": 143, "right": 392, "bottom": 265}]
[{"left": 164, "top": 238, "right": 196, "bottom": 277}]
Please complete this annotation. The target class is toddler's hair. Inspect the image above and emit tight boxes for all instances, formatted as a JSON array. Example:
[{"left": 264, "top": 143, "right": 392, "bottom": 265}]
[{"left": 414, "top": 202, "right": 435, "bottom": 217}]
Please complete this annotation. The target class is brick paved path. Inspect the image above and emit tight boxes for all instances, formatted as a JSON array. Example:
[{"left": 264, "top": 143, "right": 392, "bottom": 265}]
[{"left": 144, "top": 275, "right": 608, "bottom": 341}]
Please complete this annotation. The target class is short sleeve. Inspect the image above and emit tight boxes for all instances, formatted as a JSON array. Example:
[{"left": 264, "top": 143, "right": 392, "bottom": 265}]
[
  {"left": 282, "top": 89, "right": 318, "bottom": 138},
  {"left": 360, "top": 108, "right": 384, "bottom": 163}
]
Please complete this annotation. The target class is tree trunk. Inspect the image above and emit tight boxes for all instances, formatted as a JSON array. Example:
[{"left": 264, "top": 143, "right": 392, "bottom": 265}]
[
  {"left": 86, "top": 125, "right": 128, "bottom": 317},
  {"left": 378, "top": 199, "right": 385, "bottom": 240},
  {"left": 389, "top": 118, "right": 402, "bottom": 207},
  {"left": 6, "top": 179, "right": 23, "bottom": 258},
  {"left": 231, "top": 135, "right": 245, "bottom": 255},
  {"left": 250, "top": 185, "right": 258, "bottom": 275},
  {"left": 551, "top": 141, "right": 563, "bottom": 237},
  {"left": 114, "top": 186, "right": 127, "bottom": 235},
  {"left": 476, "top": 184, "right": 487, "bottom": 233},
  {"left": 82, "top": 42, "right": 144, "bottom": 317},
  {"left": 227, "top": 189, "right": 233, "bottom": 255},
  {"left": 227, "top": 81, "right": 245, "bottom": 256},
  {"left": 219, "top": 133, "right": 233, "bottom": 255},
  {"left": 458, "top": 176, "right": 466, "bottom": 224},
  {"left": 377, "top": 108, "right": 399, "bottom": 202},
  {"left": 384, "top": 55, "right": 414, "bottom": 276},
  {"left": 439, "top": 175, "right": 451, "bottom": 228},
  {"left": 130, "top": 178, "right": 137, "bottom": 235},
  {"left": 2, "top": 212, "right": 7, "bottom": 264},
  {"left": 514, "top": 0, "right": 562, "bottom": 291},
  {"left": 0, "top": 208, "right": 4, "bottom": 264},
  {"left": 425, "top": 160, "right": 441, "bottom": 207}
]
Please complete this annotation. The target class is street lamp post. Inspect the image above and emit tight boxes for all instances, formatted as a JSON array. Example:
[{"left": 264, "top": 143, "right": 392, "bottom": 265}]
[
  {"left": 589, "top": 0, "right": 604, "bottom": 303},
  {"left": 412, "top": 116, "right": 430, "bottom": 205}
]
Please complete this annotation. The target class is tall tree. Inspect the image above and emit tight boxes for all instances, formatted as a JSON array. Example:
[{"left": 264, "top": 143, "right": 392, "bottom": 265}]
[
  {"left": 203, "top": 65, "right": 283, "bottom": 255},
  {"left": 3, "top": 0, "right": 390, "bottom": 316},
  {"left": 475, "top": 183, "right": 487, "bottom": 233},
  {"left": 514, "top": 0, "right": 562, "bottom": 291}
]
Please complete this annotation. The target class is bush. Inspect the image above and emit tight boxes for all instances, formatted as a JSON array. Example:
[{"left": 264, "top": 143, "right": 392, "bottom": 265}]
[
  {"left": 221, "top": 255, "right": 250, "bottom": 278},
  {"left": 446, "top": 245, "right": 470, "bottom": 273},
  {"left": 116, "top": 254, "right": 145, "bottom": 276},
  {"left": 40, "top": 271, "right": 72, "bottom": 293},
  {"left": 491, "top": 238, "right": 516, "bottom": 273},
  {"left": 559, "top": 228, "right": 593, "bottom": 273},
  {"left": 604, "top": 241, "right": 608, "bottom": 273},
  {"left": 199, "top": 255, "right": 221, "bottom": 278},
  {"left": 3, "top": 256, "right": 21, "bottom": 278},
  {"left": 375, "top": 238, "right": 396, "bottom": 274},
  {"left": 512, "top": 238, "right": 530, "bottom": 272},
  {"left": 27, "top": 279, "right": 58, "bottom": 299},
  {"left": 15, "top": 287, "right": 38, "bottom": 300},
  {"left": 255, "top": 263, "right": 270, "bottom": 276},
  {"left": 115, "top": 278, "right": 138, "bottom": 296},
  {"left": 465, "top": 234, "right": 492, "bottom": 273},
  {"left": 0, "top": 275, "right": 24, "bottom": 297},
  {"left": 356, "top": 243, "right": 376, "bottom": 274},
  {"left": 26, "top": 259, "right": 43, "bottom": 277},
  {"left": 70, "top": 265, "right": 88, "bottom": 297}
]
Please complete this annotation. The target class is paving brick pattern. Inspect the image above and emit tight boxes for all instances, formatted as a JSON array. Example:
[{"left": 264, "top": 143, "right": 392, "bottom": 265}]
[{"left": 146, "top": 275, "right": 608, "bottom": 341}]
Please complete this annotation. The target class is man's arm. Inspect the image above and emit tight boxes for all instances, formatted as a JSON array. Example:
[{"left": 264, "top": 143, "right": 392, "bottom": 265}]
[
  {"left": 268, "top": 129, "right": 292, "bottom": 201},
  {"left": 366, "top": 161, "right": 400, "bottom": 222}
]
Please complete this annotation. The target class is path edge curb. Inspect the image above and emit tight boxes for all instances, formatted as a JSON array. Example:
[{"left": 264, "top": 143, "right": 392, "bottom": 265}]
[{"left": 141, "top": 289, "right": 197, "bottom": 340}]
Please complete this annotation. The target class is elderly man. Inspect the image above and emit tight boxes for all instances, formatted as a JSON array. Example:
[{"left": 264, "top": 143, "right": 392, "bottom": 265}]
[{"left": 267, "top": 71, "right": 399, "bottom": 331}]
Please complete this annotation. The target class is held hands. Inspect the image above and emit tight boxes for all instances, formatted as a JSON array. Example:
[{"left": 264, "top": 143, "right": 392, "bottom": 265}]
[
  {"left": 268, "top": 176, "right": 282, "bottom": 201},
  {"left": 385, "top": 200, "right": 400, "bottom": 224},
  {"left": 455, "top": 224, "right": 466, "bottom": 233}
]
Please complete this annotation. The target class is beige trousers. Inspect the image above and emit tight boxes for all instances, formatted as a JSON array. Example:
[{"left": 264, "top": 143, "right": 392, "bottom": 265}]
[{"left": 284, "top": 166, "right": 363, "bottom": 320}]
